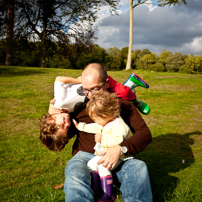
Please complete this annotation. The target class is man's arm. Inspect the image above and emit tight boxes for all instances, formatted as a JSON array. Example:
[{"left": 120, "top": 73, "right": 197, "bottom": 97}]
[
  {"left": 97, "top": 99, "right": 152, "bottom": 169},
  {"left": 119, "top": 99, "right": 152, "bottom": 155}
]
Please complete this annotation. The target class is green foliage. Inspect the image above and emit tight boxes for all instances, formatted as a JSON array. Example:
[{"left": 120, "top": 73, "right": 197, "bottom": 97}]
[
  {"left": 159, "top": 49, "right": 172, "bottom": 66},
  {"left": 107, "top": 47, "right": 125, "bottom": 70},
  {"left": 1, "top": 38, "right": 202, "bottom": 74},
  {"left": 180, "top": 55, "right": 202, "bottom": 74},
  {"left": 165, "top": 52, "right": 186, "bottom": 72},
  {"left": 75, "top": 44, "right": 110, "bottom": 69},
  {"left": 140, "top": 48, "right": 151, "bottom": 57},
  {"left": 157, "top": 0, "right": 187, "bottom": 6},
  {"left": 120, "top": 47, "right": 129, "bottom": 66},
  {"left": 137, "top": 53, "right": 157, "bottom": 70},
  {"left": 150, "top": 62, "right": 166, "bottom": 72},
  {"left": 47, "top": 56, "right": 72, "bottom": 69}
]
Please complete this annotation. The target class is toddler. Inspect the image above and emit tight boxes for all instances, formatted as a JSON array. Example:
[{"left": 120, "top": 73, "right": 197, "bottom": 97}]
[{"left": 73, "top": 91, "right": 131, "bottom": 202}]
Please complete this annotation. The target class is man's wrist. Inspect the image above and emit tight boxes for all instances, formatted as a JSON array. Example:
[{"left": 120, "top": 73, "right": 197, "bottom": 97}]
[{"left": 120, "top": 144, "right": 128, "bottom": 155}]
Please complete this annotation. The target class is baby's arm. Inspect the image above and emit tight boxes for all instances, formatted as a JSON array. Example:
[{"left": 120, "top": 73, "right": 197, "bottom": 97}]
[
  {"left": 55, "top": 76, "right": 81, "bottom": 84},
  {"left": 48, "top": 99, "right": 62, "bottom": 115},
  {"left": 73, "top": 119, "right": 103, "bottom": 134}
]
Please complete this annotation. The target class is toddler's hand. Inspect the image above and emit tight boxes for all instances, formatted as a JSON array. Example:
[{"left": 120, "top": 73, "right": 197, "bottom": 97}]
[
  {"left": 95, "top": 133, "right": 102, "bottom": 143},
  {"left": 72, "top": 119, "right": 79, "bottom": 128}
]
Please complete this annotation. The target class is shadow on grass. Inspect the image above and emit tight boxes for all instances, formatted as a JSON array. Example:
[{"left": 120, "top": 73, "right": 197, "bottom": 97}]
[
  {"left": 136, "top": 131, "right": 201, "bottom": 202},
  {"left": 0, "top": 66, "right": 47, "bottom": 77}
]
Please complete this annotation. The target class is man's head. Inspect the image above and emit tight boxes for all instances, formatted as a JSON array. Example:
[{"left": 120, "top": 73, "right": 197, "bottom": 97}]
[
  {"left": 38, "top": 113, "right": 70, "bottom": 151},
  {"left": 81, "top": 63, "right": 109, "bottom": 98}
]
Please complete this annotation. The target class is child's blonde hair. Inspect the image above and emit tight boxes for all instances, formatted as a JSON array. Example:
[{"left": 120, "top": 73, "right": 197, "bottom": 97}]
[
  {"left": 38, "top": 113, "right": 68, "bottom": 152},
  {"left": 86, "top": 91, "right": 120, "bottom": 121}
]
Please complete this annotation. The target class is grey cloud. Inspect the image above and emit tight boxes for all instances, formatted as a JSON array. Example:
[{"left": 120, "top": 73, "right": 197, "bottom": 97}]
[{"left": 96, "top": 0, "right": 202, "bottom": 55}]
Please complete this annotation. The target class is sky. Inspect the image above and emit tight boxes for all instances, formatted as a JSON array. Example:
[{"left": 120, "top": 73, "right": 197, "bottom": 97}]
[{"left": 93, "top": 0, "right": 202, "bottom": 56}]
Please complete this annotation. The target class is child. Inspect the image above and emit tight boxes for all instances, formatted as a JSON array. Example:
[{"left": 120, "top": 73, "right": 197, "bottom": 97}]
[
  {"left": 51, "top": 73, "right": 150, "bottom": 115},
  {"left": 73, "top": 91, "right": 131, "bottom": 202},
  {"left": 39, "top": 73, "right": 150, "bottom": 152}
]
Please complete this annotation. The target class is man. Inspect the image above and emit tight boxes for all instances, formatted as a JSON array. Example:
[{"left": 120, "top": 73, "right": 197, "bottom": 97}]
[{"left": 64, "top": 63, "right": 153, "bottom": 202}]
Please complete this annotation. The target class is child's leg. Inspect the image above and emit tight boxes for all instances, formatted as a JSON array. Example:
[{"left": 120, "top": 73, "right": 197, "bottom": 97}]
[
  {"left": 123, "top": 73, "right": 149, "bottom": 89},
  {"left": 87, "top": 156, "right": 102, "bottom": 195},
  {"left": 97, "top": 165, "right": 115, "bottom": 202},
  {"left": 132, "top": 92, "right": 150, "bottom": 115},
  {"left": 128, "top": 89, "right": 150, "bottom": 115},
  {"left": 123, "top": 74, "right": 150, "bottom": 115}
]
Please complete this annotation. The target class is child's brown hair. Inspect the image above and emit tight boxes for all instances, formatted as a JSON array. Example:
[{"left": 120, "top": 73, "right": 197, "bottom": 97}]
[
  {"left": 38, "top": 113, "right": 68, "bottom": 152},
  {"left": 86, "top": 91, "right": 120, "bottom": 121}
]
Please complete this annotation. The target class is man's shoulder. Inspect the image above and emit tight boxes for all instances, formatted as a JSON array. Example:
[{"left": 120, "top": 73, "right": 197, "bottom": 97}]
[
  {"left": 118, "top": 98, "right": 139, "bottom": 117},
  {"left": 118, "top": 98, "right": 133, "bottom": 107}
]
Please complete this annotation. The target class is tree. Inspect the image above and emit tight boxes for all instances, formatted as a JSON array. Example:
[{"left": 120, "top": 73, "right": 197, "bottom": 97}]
[
  {"left": 107, "top": 47, "right": 124, "bottom": 70},
  {"left": 165, "top": 52, "right": 185, "bottom": 72},
  {"left": 180, "top": 55, "right": 202, "bottom": 74},
  {"left": 125, "top": 0, "right": 187, "bottom": 70},
  {"left": 2, "top": 0, "right": 15, "bottom": 66},
  {"left": 120, "top": 47, "right": 129, "bottom": 66},
  {"left": 1, "top": 0, "right": 120, "bottom": 67},
  {"left": 159, "top": 49, "right": 172, "bottom": 67},
  {"left": 137, "top": 52, "right": 156, "bottom": 70}
]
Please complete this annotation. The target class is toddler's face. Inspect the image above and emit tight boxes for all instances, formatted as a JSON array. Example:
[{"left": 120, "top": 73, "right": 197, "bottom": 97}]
[{"left": 92, "top": 115, "right": 110, "bottom": 126}]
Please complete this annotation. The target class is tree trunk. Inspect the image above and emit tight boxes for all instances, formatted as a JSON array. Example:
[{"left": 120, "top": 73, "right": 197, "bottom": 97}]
[
  {"left": 5, "top": 0, "right": 14, "bottom": 66},
  {"left": 41, "top": 29, "right": 47, "bottom": 67},
  {"left": 125, "top": 0, "right": 133, "bottom": 70},
  {"left": 41, "top": 7, "right": 47, "bottom": 68}
]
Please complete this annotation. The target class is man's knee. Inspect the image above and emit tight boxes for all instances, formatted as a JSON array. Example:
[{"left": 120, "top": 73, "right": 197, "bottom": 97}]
[{"left": 65, "top": 151, "right": 95, "bottom": 179}]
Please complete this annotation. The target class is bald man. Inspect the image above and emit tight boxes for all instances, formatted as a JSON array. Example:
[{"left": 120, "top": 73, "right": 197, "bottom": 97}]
[{"left": 64, "top": 63, "right": 153, "bottom": 202}]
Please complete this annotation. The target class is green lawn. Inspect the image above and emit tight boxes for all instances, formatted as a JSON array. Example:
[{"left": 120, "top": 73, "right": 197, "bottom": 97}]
[{"left": 0, "top": 66, "right": 202, "bottom": 202}]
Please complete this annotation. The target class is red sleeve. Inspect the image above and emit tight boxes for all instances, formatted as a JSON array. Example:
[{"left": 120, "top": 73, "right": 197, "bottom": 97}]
[
  {"left": 108, "top": 75, "right": 136, "bottom": 100},
  {"left": 119, "top": 99, "right": 152, "bottom": 155}
]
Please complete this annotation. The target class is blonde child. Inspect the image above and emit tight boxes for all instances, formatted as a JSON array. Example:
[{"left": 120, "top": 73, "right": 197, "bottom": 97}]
[{"left": 73, "top": 91, "right": 132, "bottom": 202}]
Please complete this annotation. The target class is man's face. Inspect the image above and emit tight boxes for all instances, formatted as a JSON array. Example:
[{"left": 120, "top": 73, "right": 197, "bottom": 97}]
[
  {"left": 81, "top": 69, "right": 108, "bottom": 98},
  {"left": 49, "top": 113, "right": 70, "bottom": 135}
]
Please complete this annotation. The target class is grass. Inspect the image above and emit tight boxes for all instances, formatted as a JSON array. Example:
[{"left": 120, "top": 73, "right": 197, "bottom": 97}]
[{"left": 0, "top": 66, "right": 202, "bottom": 202}]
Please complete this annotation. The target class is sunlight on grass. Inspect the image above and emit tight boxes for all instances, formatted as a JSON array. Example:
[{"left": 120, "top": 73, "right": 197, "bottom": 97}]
[{"left": 0, "top": 66, "right": 201, "bottom": 202}]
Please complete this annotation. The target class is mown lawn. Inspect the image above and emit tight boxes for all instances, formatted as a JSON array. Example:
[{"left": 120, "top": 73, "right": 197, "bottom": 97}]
[{"left": 0, "top": 66, "right": 202, "bottom": 202}]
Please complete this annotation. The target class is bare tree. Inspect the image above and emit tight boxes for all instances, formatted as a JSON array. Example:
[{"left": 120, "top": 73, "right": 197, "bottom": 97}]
[{"left": 125, "top": 0, "right": 187, "bottom": 70}]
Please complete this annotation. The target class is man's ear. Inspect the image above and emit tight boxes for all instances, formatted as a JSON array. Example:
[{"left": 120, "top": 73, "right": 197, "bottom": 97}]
[{"left": 105, "top": 78, "right": 109, "bottom": 89}]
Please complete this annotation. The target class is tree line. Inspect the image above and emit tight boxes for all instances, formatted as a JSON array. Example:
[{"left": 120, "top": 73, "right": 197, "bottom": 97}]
[
  {"left": 0, "top": 39, "right": 201, "bottom": 74},
  {"left": 1, "top": 0, "right": 201, "bottom": 74},
  {"left": 0, "top": 0, "right": 118, "bottom": 67}
]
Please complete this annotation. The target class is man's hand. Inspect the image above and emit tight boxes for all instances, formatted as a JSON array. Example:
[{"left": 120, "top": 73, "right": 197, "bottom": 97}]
[
  {"left": 97, "top": 145, "right": 122, "bottom": 170},
  {"left": 95, "top": 133, "right": 102, "bottom": 143}
]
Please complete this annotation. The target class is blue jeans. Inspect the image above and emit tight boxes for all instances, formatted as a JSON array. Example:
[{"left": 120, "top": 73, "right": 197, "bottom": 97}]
[{"left": 64, "top": 151, "right": 153, "bottom": 202}]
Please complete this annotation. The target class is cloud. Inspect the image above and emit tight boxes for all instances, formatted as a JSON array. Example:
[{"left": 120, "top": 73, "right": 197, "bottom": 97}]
[{"left": 94, "top": 0, "right": 202, "bottom": 56}]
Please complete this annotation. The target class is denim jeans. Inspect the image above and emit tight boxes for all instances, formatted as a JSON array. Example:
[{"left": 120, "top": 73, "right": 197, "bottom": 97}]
[{"left": 64, "top": 151, "right": 153, "bottom": 202}]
